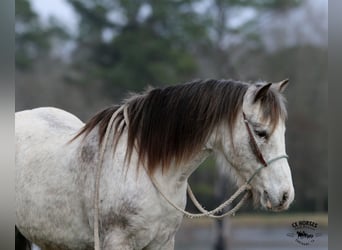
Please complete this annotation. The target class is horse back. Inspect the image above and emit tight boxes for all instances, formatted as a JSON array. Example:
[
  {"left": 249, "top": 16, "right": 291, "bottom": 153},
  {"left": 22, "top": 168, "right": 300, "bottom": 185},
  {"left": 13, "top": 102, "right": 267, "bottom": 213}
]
[{"left": 15, "top": 107, "right": 84, "bottom": 168}]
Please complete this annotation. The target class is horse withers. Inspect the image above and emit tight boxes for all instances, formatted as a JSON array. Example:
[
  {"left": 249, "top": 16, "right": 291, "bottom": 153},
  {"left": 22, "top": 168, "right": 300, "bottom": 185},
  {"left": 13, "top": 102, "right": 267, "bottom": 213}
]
[{"left": 15, "top": 79, "right": 294, "bottom": 250}]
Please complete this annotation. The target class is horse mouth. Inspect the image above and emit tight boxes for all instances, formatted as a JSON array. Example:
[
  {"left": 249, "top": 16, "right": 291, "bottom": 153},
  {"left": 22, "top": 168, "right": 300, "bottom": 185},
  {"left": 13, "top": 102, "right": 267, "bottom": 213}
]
[
  {"left": 263, "top": 200, "right": 290, "bottom": 212},
  {"left": 251, "top": 189, "right": 291, "bottom": 212},
  {"left": 264, "top": 195, "right": 291, "bottom": 212}
]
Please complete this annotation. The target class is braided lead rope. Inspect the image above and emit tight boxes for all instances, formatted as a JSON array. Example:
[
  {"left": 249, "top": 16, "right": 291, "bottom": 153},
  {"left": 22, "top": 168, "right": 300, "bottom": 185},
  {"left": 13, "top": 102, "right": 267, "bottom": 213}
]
[
  {"left": 147, "top": 173, "right": 251, "bottom": 218},
  {"left": 186, "top": 184, "right": 251, "bottom": 218},
  {"left": 94, "top": 105, "right": 125, "bottom": 250}
]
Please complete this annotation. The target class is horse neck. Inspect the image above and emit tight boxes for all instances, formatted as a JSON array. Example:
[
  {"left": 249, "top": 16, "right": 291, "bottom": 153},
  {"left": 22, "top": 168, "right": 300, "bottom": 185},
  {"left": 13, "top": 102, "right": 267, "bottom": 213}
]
[
  {"left": 146, "top": 148, "right": 211, "bottom": 204},
  {"left": 86, "top": 123, "right": 229, "bottom": 197},
  {"left": 151, "top": 127, "right": 227, "bottom": 193}
]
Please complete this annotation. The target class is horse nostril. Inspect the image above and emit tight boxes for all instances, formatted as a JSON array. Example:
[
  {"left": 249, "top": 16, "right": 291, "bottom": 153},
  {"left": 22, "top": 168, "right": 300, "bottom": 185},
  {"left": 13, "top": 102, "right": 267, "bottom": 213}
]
[{"left": 282, "top": 192, "right": 289, "bottom": 203}]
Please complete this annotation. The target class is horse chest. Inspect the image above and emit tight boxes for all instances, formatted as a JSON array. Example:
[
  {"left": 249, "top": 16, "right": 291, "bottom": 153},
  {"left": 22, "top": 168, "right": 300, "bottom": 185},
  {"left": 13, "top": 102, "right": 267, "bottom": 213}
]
[
  {"left": 99, "top": 172, "right": 186, "bottom": 249},
  {"left": 129, "top": 199, "right": 184, "bottom": 249}
]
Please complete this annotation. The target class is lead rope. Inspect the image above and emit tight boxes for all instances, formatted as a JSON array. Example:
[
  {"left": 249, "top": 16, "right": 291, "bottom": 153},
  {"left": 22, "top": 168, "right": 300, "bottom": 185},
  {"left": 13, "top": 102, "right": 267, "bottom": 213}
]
[
  {"left": 148, "top": 173, "right": 251, "bottom": 219},
  {"left": 186, "top": 185, "right": 251, "bottom": 218},
  {"left": 94, "top": 106, "right": 125, "bottom": 250}
]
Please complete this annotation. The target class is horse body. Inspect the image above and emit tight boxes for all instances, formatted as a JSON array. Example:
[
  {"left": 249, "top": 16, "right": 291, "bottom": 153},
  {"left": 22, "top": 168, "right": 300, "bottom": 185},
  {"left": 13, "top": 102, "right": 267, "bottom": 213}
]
[
  {"left": 16, "top": 107, "right": 209, "bottom": 249},
  {"left": 16, "top": 79, "right": 295, "bottom": 250}
]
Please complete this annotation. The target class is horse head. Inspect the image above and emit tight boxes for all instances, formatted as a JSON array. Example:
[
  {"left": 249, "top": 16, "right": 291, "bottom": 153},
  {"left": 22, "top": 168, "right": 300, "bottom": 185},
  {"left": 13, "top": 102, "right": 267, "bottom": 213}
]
[{"left": 216, "top": 80, "right": 294, "bottom": 211}]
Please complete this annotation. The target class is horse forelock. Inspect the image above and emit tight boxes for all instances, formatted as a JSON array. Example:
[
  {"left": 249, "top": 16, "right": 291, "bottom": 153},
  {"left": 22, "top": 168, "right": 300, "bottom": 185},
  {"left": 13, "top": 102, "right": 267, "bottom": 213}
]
[{"left": 253, "top": 86, "right": 287, "bottom": 134}]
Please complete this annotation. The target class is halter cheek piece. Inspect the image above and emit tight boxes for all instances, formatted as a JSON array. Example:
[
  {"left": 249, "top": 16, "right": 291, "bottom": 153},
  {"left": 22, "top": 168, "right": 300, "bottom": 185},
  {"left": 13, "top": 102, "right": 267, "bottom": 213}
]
[{"left": 242, "top": 112, "right": 288, "bottom": 184}]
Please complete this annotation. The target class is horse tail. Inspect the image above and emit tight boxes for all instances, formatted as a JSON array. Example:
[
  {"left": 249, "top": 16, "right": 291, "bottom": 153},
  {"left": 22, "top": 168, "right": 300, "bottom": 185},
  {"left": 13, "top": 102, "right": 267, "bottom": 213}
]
[{"left": 15, "top": 226, "right": 31, "bottom": 250}]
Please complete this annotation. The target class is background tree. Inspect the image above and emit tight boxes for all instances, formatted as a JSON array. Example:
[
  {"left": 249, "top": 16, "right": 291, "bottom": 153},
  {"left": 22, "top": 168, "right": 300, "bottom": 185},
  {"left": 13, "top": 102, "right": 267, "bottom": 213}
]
[
  {"left": 16, "top": 0, "right": 69, "bottom": 70},
  {"left": 67, "top": 0, "right": 208, "bottom": 97}
]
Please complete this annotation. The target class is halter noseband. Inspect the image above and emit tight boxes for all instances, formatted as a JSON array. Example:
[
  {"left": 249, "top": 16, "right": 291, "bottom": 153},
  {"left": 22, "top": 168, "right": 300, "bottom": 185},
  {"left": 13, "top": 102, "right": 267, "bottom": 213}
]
[{"left": 242, "top": 112, "right": 288, "bottom": 184}]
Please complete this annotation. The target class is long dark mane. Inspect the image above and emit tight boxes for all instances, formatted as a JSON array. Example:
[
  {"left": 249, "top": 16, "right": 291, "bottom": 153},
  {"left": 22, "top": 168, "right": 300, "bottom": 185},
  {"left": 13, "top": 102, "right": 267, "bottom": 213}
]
[{"left": 75, "top": 79, "right": 286, "bottom": 174}]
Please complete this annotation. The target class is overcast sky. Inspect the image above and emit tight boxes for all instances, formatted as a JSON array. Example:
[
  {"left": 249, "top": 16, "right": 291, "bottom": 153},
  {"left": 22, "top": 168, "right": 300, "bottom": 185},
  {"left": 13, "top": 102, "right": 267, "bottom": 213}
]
[
  {"left": 30, "top": 0, "right": 327, "bottom": 32},
  {"left": 30, "top": 0, "right": 327, "bottom": 51},
  {"left": 31, "top": 0, "right": 78, "bottom": 33}
]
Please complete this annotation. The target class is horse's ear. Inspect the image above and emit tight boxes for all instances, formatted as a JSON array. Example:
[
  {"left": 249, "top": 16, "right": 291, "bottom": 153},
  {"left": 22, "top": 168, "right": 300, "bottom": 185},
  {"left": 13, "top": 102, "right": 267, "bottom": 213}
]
[
  {"left": 254, "top": 83, "right": 272, "bottom": 102},
  {"left": 273, "top": 79, "right": 289, "bottom": 93}
]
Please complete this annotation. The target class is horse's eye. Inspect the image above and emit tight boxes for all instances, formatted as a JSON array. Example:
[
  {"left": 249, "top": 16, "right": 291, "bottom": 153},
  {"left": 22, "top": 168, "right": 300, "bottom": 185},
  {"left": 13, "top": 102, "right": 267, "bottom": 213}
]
[{"left": 255, "top": 130, "right": 268, "bottom": 139}]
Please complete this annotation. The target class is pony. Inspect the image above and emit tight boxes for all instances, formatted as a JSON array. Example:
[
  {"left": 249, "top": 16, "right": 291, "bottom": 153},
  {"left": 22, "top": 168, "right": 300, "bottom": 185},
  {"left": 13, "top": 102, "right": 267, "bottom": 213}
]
[{"left": 15, "top": 79, "right": 294, "bottom": 250}]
